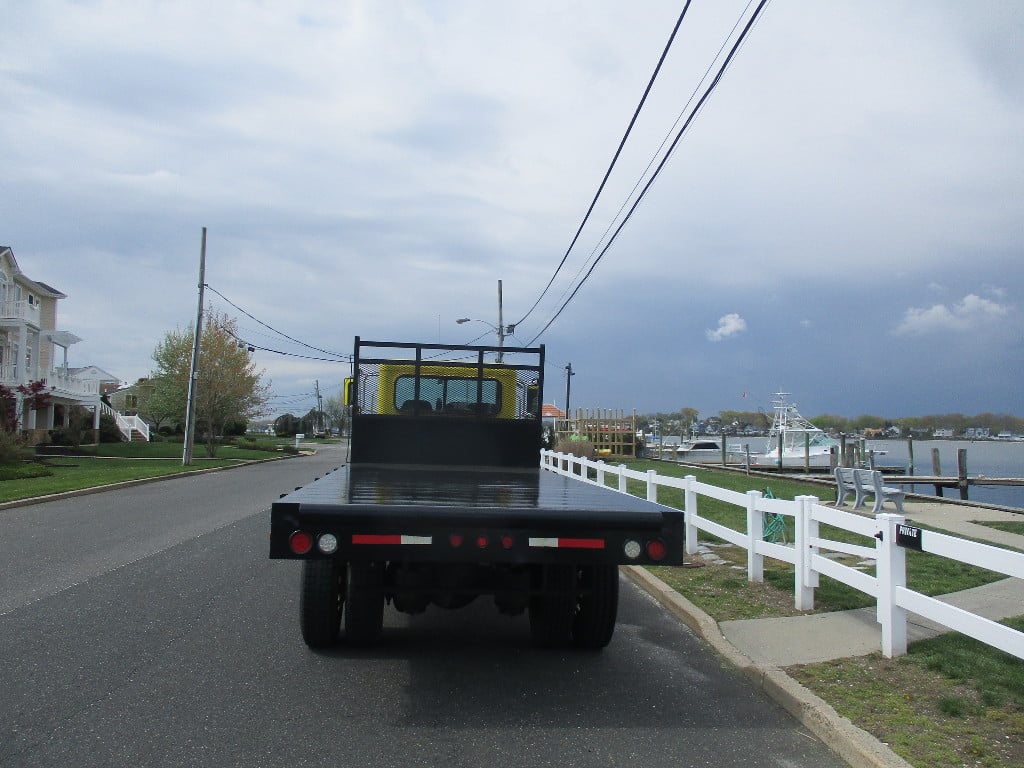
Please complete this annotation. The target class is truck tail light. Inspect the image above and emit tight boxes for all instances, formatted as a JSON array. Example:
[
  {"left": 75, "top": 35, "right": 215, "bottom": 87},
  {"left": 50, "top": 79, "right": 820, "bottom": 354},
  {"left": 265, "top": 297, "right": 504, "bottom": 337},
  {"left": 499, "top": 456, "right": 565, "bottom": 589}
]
[
  {"left": 501, "top": 535, "right": 515, "bottom": 550},
  {"left": 476, "top": 535, "right": 489, "bottom": 549},
  {"left": 317, "top": 533, "right": 338, "bottom": 554},
  {"left": 646, "top": 539, "right": 667, "bottom": 562},
  {"left": 449, "top": 534, "right": 464, "bottom": 548},
  {"left": 623, "top": 539, "right": 642, "bottom": 560},
  {"left": 289, "top": 530, "right": 314, "bottom": 555}
]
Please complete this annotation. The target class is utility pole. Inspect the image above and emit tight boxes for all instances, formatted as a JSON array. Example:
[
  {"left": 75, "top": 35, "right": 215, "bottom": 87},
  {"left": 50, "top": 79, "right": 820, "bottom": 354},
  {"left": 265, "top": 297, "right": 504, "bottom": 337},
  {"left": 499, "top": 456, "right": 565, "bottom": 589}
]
[
  {"left": 182, "top": 227, "right": 207, "bottom": 465},
  {"left": 564, "top": 362, "right": 575, "bottom": 428},
  {"left": 315, "top": 379, "right": 323, "bottom": 434},
  {"left": 497, "top": 279, "right": 504, "bottom": 363}
]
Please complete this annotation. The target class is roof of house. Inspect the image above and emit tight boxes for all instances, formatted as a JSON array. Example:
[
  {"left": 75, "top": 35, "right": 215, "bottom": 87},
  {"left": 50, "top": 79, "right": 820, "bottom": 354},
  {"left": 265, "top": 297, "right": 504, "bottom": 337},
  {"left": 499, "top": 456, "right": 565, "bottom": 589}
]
[
  {"left": 541, "top": 404, "right": 565, "bottom": 418},
  {"left": 68, "top": 366, "right": 120, "bottom": 382},
  {"left": 0, "top": 246, "right": 67, "bottom": 298}
]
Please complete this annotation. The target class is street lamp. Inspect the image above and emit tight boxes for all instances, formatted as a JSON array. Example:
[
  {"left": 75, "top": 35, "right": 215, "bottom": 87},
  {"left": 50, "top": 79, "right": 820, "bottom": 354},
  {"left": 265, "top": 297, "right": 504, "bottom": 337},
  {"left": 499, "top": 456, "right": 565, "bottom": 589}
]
[
  {"left": 456, "top": 317, "right": 511, "bottom": 361},
  {"left": 456, "top": 279, "right": 513, "bottom": 362}
]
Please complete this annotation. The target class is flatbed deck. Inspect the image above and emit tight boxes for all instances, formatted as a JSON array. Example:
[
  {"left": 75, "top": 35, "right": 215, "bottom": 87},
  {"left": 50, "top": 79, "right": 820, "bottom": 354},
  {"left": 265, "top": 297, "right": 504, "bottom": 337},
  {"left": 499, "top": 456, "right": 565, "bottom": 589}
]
[{"left": 270, "top": 464, "right": 682, "bottom": 564}]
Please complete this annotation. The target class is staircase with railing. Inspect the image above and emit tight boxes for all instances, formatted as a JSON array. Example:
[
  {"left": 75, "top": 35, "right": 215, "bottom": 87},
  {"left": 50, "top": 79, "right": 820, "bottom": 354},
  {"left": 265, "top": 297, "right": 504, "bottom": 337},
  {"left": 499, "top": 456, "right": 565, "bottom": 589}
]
[{"left": 100, "top": 403, "right": 150, "bottom": 442}]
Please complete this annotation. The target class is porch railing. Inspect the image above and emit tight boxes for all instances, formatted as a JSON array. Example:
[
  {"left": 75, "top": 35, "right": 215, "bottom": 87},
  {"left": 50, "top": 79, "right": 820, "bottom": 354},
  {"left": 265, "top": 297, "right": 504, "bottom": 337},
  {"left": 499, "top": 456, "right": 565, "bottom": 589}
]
[
  {"left": 0, "top": 300, "right": 41, "bottom": 326},
  {"left": 44, "top": 367, "right": 101, "bottom": 395}
]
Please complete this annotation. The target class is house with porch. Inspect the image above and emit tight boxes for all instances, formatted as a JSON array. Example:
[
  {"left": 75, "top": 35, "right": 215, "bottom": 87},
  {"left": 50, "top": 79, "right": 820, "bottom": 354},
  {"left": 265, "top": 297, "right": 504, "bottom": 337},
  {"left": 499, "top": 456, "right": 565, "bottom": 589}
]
[{"left": 0, "top": 246, "right": 147, "bottom": 443}]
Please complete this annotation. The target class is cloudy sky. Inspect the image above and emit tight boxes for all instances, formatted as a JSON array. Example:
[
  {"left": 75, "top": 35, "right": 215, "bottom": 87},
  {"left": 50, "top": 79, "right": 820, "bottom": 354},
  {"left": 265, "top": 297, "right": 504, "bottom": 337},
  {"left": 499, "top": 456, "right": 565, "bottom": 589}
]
[{"left": 3, "top": 0, "right": 1022, "bottom": 422}]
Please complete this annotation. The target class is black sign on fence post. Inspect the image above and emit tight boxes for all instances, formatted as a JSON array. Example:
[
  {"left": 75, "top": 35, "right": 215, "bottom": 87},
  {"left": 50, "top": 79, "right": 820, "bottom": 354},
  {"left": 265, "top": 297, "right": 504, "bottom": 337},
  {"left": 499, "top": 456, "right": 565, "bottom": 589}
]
[{"left": 896, "top": 523, "right": 923, "bottom": 551}]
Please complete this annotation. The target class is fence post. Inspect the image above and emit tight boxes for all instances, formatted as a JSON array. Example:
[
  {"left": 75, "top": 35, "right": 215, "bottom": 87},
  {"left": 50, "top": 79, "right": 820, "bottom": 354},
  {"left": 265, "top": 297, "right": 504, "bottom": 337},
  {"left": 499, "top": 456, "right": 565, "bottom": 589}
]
[
  {"left": 646, "top": 470, "right": 657, "bottom": 503},
  {"left": 793, "top": 495, "right": 818, "bottom": 610},
  {"left": 596, "top": 460, "right": 605, "bottom": 487},
  {"left": 618, "top": 464, "right": 627, "bottom": 494},
  {"left": 746, "top": 490, "right": 764, "bottom": 582},
  {"left": 876, "top": 512, "right": 908, "bottom": 658},
  {"left": 684, "top": 475, "right": 698, "bottom": 555}
]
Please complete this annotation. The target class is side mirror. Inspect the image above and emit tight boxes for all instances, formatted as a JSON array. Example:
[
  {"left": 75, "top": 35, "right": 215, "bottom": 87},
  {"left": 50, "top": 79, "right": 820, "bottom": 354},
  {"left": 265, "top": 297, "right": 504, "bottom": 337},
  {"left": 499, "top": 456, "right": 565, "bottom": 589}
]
[{"left": 343, "top": 377, "right": 355, "bottom": 407}]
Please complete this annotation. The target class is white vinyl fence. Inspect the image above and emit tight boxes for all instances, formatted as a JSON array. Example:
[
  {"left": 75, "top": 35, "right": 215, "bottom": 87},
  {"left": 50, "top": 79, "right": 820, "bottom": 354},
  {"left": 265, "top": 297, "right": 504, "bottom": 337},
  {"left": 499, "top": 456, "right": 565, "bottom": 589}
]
[{"left": 541, "top": 449, "right": 1024, "bottom": 660}]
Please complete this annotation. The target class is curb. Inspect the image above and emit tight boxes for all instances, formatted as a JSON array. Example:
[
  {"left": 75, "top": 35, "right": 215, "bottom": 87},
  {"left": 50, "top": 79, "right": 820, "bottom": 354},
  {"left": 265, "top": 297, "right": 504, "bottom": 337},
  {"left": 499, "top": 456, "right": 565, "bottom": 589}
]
[{"left": 622, "top": 566, "right": 914, "bottom": 768}]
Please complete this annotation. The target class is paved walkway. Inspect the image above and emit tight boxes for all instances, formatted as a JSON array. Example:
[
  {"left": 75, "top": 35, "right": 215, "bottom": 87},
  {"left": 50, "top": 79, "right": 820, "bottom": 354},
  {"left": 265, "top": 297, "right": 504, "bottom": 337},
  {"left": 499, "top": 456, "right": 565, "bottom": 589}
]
[{"left": 719, "top": 498, "right": 1024, "bottom": 666}]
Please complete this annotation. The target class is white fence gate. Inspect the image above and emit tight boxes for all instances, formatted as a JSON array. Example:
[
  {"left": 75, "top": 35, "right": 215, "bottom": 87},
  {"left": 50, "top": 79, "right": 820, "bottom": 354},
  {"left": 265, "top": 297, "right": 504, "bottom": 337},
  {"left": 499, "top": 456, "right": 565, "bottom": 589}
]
[{"left": 540, "top": 449, "right": 1024, "bottom": 660}]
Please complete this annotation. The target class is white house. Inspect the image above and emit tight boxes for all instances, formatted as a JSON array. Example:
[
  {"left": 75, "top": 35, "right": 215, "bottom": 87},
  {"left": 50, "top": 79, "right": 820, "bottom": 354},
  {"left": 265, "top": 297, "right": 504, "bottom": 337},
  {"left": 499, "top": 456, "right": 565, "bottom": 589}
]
[{"left": 0, "top": 246, "right": 126, "bottom": 442}]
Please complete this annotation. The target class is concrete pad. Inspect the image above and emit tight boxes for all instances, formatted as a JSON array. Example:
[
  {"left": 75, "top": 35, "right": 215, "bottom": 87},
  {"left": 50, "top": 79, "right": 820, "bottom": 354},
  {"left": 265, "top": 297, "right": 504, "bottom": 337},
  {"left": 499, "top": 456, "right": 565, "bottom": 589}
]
[
  {"left": 721, "top": 609, "right": 881, "bottom": 666},
  {"left": 720, "top": 577, "right": 1023, "bottom": 666}
]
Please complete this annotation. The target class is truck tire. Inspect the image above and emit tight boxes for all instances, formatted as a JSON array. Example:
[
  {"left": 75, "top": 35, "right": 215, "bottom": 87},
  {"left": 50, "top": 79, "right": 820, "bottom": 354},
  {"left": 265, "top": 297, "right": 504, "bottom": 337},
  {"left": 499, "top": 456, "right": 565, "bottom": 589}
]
[
  {"left": 572, "top": 564, "right": 619, "bottom": 649},
  {"left": 529, "top": 564, "right": 576, "bottom": 648},
  {"left": 345, "top": 562, "right": 386, "bottom": 646},
  {"left": 300, "top": 559, "right": 346, "bottom": 649}
]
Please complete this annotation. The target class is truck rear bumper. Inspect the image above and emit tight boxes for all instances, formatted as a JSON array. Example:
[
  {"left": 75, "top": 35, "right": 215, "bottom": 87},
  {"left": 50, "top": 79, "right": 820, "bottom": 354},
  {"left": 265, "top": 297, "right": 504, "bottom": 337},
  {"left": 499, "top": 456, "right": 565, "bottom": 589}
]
[{"left": 269, "top": 465, "right": 684, "bottom": 566}]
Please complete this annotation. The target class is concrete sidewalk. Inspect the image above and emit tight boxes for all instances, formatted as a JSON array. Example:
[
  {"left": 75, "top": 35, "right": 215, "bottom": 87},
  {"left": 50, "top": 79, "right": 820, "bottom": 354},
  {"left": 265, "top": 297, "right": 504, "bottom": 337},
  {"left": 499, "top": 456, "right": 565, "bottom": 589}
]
[{"left": 719, "top": 577, "right": 1023, "bottom": 666}]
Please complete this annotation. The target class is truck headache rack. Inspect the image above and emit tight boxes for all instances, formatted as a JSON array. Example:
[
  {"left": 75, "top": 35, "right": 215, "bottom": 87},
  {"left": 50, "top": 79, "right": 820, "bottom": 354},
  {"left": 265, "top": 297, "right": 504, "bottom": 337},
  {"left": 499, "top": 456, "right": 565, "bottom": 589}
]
[{"left": 348, "top": 338, "right": 545, "bottom": 467}]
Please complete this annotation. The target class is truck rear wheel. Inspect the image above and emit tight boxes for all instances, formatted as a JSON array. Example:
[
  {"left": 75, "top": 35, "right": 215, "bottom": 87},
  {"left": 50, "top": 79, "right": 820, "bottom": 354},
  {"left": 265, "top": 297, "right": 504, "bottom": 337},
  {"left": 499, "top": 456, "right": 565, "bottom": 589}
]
[
  {"left": 345, "top": 562, "right": 386, "bottom": 645},
  {"left": 300, "top": 559, "right": 346, "bottom": 649},
  {"left": 572, "top": 564, "right": 619, "bottom": 649},
  {"left": 529, "top": 564, "right": 576, "bottom": 648}
]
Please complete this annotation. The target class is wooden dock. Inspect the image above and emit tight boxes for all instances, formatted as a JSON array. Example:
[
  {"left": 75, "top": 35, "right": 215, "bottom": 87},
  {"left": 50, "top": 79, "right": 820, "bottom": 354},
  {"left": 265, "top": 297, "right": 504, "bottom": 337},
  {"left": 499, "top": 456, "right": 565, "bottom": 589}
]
[{"left": 881, "top": 475, "right": 1024, "bottom": 500}]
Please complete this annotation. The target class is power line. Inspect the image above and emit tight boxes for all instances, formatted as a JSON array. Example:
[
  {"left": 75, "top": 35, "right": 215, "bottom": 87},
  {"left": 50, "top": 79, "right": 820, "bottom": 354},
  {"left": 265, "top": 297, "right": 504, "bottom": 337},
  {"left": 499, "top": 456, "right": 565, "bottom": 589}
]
[
  {"left": 205, "top": 284, "right": 350, "bottom": 360},
  {"left": 552, "top": 0, "right": 761, "bottom": 312},
  {"left": 526, "top": 0, "right": 771, "bottom": 345},
  {"left": 512, "top": 1, "right": 693, "bottom": 329},
  {"left": 224, "top": 330, "right": 351, "bottom": 363}
]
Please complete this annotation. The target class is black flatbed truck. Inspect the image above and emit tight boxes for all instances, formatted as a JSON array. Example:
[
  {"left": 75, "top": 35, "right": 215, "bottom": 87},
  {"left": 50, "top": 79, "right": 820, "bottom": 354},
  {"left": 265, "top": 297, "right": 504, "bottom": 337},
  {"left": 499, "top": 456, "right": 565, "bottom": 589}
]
[{"left": 269, "top": 338, "right": 684, "bottom": 649}]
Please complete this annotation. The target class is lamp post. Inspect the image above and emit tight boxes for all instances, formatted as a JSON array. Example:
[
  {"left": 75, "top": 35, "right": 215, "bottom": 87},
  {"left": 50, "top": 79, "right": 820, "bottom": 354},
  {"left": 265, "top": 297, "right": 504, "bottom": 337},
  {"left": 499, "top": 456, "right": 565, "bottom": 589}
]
[{"left": 456, "top": 280, "right": 513, "bottom": 362}]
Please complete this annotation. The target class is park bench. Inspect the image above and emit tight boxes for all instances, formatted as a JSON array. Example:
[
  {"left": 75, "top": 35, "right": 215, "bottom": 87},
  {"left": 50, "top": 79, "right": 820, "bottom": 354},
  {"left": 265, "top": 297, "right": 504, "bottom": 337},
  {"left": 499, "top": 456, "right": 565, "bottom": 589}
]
[{"left": 834, "top": 467, "right": 905, "bottom": 514}]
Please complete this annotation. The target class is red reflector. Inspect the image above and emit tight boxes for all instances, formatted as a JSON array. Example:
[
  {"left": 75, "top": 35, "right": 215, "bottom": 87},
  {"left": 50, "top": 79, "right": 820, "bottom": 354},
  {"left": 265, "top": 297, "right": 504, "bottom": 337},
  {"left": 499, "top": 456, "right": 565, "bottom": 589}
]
[
  {"left": 289, "top": 531, "right": 313, "bottom": 555},
  {"left": 646, "top": 539, "right": 667, "bottom": 561},
  {"left": 501, "top": 535, "right": 514, "bottom": 549},
  {"left": 559, "top": 538, "right": 605, "bottom": 549},
  {"left": 449, "top": 534, "right": 464, "bottom": 548},
  {"left": 352, "top": 534, "right": 401, "bottom": 545},
  {"left": 476, "top": 535, "right": 489, "bottom": 549}
]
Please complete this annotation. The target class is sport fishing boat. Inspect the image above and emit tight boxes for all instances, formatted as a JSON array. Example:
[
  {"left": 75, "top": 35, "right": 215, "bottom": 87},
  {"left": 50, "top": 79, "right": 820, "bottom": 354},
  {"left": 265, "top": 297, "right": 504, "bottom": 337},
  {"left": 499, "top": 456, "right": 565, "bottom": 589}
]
[{"left": 750, "top": 393, "right": 839, "bottom": 469}]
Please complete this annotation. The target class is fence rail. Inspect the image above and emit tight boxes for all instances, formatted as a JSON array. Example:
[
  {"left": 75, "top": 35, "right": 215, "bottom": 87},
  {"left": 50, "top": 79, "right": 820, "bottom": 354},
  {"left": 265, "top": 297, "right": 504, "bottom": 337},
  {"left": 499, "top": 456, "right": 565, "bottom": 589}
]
[{"left": 540, "top": 449, "right": 1024, "bottom": 660}]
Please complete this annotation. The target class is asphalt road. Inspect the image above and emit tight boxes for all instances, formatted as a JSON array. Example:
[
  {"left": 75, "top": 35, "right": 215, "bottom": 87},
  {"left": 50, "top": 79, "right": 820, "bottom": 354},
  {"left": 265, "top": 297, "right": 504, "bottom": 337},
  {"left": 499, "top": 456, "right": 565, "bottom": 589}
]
[{"left": 0, "top": 443, "right": 847, "bottom": 768}]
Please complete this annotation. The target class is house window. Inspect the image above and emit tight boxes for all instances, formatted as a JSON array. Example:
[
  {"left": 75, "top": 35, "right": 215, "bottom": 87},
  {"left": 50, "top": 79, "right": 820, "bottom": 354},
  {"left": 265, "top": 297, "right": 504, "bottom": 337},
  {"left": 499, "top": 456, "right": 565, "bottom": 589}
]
[{"left": 125, "top": 394, "right": 139, "bottom": 409}]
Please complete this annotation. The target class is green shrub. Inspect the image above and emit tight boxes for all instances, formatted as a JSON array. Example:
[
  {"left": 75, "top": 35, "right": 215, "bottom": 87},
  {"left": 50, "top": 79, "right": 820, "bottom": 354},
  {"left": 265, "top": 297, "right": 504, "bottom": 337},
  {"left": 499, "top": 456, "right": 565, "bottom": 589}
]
[
  {"left": 47, "top": 427, "right": 82, "bottom": 447},
  {"left": 554, "top": 437, "right": 596, "bottom": 458},
  {"left": 0, "top": 463, "right": 51, "bottom": 481},
  {"left": 0, "top": 430, "right": 29, "bottom": 465}
]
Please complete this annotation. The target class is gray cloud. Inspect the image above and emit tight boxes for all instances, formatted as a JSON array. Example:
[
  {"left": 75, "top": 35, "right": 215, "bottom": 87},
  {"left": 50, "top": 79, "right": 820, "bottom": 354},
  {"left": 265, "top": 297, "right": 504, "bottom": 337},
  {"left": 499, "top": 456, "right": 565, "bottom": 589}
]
[{"left": 4, "top": 1, "right": 1023, "bottom": 418}]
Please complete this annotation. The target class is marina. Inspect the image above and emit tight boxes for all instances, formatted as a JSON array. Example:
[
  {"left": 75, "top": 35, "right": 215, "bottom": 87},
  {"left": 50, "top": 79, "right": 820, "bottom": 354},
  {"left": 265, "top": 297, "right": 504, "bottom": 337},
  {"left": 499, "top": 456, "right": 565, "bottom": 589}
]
[{"left": 649, "top": 435, "right": 1024, "bottom": 511}]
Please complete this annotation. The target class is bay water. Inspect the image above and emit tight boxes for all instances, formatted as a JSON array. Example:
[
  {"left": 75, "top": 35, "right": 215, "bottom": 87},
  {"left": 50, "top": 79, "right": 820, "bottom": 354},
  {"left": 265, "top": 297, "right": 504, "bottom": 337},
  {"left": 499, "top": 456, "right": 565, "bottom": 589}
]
[
  {"left": 721, "top": 437, "right": 1024, "bottom": 509},
  {"left": 866, "top": 439, "right": 1024, "bottom": 510}
]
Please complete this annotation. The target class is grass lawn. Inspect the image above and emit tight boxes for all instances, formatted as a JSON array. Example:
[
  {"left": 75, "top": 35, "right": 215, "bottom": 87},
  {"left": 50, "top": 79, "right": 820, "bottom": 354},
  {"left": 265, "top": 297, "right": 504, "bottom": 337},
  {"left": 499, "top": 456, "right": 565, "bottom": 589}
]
[
  {"left": 977, "top": 520, "right": 1024, "bottom": 536},
  {"left": 1, "top": 440, "right": 296, "bottom": 503}
]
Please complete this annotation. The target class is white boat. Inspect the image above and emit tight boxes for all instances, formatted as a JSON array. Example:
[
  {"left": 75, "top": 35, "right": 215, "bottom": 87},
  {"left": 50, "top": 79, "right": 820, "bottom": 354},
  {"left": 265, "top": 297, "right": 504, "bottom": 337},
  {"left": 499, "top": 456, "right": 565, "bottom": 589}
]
[
  {"left": 750, "top": 393, "right": 838, "bottom": 469},
  {"left": 675, "top": 437, "right": 733, "bottom": 464}
]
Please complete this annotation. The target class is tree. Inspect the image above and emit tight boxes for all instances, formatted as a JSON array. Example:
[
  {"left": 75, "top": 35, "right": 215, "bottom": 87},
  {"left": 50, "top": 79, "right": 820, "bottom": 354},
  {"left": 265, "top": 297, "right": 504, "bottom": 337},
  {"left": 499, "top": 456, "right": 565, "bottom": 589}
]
[
  {"left": 323, "top": 392, "right": 348, "bottom": 435},
  {"left": 0, "top": 380, "right": 54, "bottom": 433},
  {"left": 151, "top": 311, "right": 270, "bottom": 457},
  {"left": 274, "top": 413, "right": 300, "bottom": 436}
]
